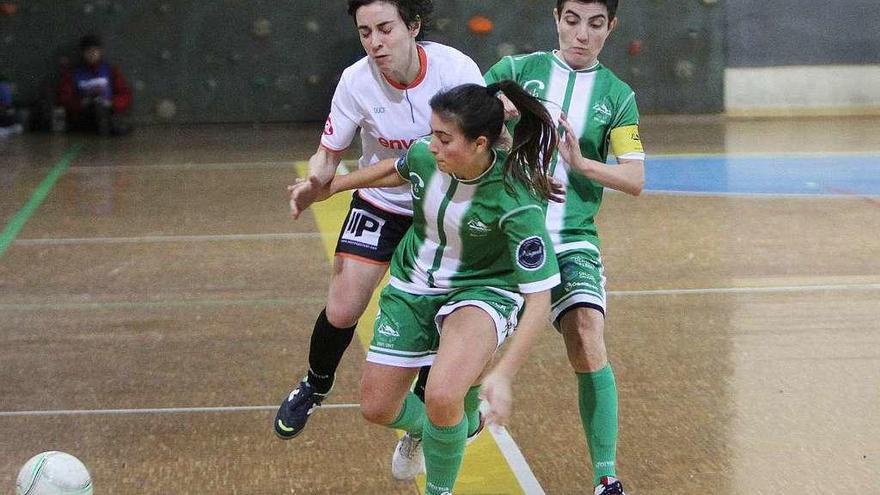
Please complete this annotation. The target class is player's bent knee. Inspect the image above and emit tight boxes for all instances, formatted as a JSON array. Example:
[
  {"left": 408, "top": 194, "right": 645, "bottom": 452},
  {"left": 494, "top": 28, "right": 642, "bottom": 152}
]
[
  {"left": 359, "top": 393, "right": 396, "bottom": 425},
  {"left": 324, "top": 304, "right": 362, "bottom": 329},
  {"left": 424, "top": 388, "right": 462, "bottom": 425}
]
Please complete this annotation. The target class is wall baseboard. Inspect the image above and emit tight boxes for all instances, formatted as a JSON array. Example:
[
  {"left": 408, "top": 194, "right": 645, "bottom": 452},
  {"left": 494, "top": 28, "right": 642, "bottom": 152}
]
[{"left": 725, "top": 65, "right": 880, "bottom": 117}]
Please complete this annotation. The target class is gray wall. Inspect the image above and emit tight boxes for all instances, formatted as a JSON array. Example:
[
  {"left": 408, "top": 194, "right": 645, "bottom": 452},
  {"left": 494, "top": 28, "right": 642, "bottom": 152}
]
[
  {"left": 0, "top": 0, "right": 724, "bottom": 122},
  {"left": 726, "top": 0, "right": 880, "bottom": 67},
  {"left": 2, "top": 0, "right": 875, "bottom": 123}
]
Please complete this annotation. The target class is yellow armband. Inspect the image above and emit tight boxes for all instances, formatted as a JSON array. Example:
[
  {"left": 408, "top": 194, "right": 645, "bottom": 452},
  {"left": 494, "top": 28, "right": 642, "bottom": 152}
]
[{"left": 610, "top": 125, "right": 644, "bottom": 158}]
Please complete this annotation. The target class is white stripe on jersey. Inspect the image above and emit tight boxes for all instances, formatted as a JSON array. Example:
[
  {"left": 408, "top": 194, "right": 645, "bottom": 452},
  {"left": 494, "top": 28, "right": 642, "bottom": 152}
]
[
  {"left": 390, "top": 276, "right": 450, "bottom": 295},
  {"left": 545, "top": 67, "right": 573, "bottom": 245},
  {"left": 429, "top": 182, "right": 478, "bottom": 285},
  {"left": 567, "top": 73, "right": 596, "bottom": 147},
  {"left": 555, "top": 240, "right": 600, "bottom": 254},
  {"left": 414, "top": 173, "right": 453, "bottom": 286}
]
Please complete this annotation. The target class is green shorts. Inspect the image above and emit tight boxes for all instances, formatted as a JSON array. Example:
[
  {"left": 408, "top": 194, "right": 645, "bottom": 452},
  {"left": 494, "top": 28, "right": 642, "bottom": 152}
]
[
  {"left": 367, "top": 284, "right": 525, "bottom": 367},
  {"left": 550, "top": 248, "right": 607, "bottom": 329}
]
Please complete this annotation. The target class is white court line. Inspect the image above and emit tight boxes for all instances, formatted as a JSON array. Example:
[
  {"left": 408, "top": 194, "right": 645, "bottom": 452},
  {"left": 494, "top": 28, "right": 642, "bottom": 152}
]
[
  {"left": 0, "top": 403, "right": 359, "bottom": 418},
  {"left": 608, "top": 283, "right": 880, "bottom": 297},
  {"left": 0, "top": 403, "right": 547, "bottom": 493},
  {"left": 640, "top": 188, "right": 880, "bottom": 200},
  {"left": 13, "top": 232, "right": 323, "bottom": 246},
  {"left": 491, "top": 427, "right": 546, "bottom": 495},
  {"left": 69, "top": 161, "right": 295, "bottom": 171}
]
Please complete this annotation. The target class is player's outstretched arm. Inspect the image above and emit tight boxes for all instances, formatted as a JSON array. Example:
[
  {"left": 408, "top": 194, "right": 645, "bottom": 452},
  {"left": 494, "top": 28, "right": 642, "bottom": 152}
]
[
  {"left": 479, "top": 289, "right": 551, "bottom": 427},
  {"left": 287, "top": 146, "right": 344, "bottom": 219},
  {"left": 327, "top": 158, "right": 406, "bottom": 194},
  {"left": 308, "top": 146, "right": 345, "bottom": 186},
  {"left": 287, "top": 158, "right": 407, "bottom": 219}
]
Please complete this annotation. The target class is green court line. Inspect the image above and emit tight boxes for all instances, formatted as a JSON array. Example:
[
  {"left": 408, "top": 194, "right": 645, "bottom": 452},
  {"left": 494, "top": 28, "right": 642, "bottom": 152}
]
[{"left": 0, "top": 144, "right": 84, "bottom": 258}]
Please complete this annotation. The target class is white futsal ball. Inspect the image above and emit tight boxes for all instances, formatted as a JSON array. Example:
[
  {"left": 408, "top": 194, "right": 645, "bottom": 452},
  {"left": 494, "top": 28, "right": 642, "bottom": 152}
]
[{"left": 15, "top": 451, "right": 93, "bottom": 495}]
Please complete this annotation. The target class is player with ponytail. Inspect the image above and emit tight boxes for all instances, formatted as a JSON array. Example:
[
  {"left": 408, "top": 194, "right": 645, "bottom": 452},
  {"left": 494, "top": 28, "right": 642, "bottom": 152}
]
[{"left": 289, "top": 81, "right": 562, "bottom": 494}]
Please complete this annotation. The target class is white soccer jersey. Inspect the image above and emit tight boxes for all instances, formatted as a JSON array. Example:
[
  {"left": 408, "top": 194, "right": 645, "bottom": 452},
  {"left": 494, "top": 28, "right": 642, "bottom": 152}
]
[{"left": 320, "top": 41, "right": 484, "bottom": 215}]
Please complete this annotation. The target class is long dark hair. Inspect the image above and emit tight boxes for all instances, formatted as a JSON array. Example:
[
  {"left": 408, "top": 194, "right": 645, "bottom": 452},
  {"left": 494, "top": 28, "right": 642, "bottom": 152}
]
[
  {"left": 347, "top": 0, "right": 433, "bottom": 38},
  {"left": 429, "top": 81, "right": 557, "bottom": 200}
]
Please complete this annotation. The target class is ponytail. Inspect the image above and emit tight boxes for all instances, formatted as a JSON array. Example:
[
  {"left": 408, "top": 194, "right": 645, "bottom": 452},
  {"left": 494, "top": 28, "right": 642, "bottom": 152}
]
[
  {"left": 430, "top": 82, "right": 557, "bottom": 200},
  {"left": 494, "top": 80, "right": 556, "bottom": 200}
]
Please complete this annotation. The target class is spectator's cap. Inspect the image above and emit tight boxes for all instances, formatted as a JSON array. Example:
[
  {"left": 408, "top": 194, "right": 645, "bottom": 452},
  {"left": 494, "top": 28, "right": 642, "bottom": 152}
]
[{"left": 79, "top": 34, "right": 102, "bottom": 50}]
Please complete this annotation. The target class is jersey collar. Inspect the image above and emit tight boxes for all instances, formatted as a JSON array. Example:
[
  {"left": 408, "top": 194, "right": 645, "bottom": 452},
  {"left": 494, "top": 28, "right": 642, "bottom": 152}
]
[
  {"left": 453, "top": 149, "right": 499, "bottom": 184},
  {"left": 383, "top": 45, "right": 428, "bottom": 90},
  {"left": 551, "top": 50, "right": 601, "bottom": 73}
]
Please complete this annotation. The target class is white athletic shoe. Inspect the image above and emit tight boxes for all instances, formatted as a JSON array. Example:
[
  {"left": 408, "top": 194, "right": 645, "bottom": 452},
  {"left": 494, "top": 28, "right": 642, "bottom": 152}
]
[
  {"left": 466, "top": 412, "right": 485, "bottom": 446},
  {"left": 391, "top": 413, "right": 483, "bottom": 481},
  {"left": 391, "top": 432, "right": 425, "bottom": 480}
]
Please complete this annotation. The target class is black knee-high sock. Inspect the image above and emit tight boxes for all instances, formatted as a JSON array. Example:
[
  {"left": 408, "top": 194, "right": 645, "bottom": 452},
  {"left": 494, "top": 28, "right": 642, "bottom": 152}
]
[
  {"left": 306, "top": 309, "right": 355, "bottom": 394},
  {"left": 413, "top": 365, "right": 431, "bottom": 402}
]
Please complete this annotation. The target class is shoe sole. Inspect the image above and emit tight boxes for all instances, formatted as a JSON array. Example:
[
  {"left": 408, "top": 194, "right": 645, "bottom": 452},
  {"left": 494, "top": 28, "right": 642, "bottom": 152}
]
[
  {"left": 466, "top": 415, "right": 485, "bottom": 446},
  {"left": 274, "top": 420, "right": 305, "bottom": 440}
]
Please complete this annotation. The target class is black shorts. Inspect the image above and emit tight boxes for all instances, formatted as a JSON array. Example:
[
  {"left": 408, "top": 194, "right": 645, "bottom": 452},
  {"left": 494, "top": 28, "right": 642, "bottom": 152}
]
[{"left": 334, "top": 191, "right": 412, "bottom": 263}]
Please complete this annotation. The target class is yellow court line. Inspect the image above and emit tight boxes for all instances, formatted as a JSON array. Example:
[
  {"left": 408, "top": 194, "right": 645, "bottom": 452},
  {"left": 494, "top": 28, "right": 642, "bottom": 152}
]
[{"left": 294, "top": 163, "right": 527, "bottom": 494}]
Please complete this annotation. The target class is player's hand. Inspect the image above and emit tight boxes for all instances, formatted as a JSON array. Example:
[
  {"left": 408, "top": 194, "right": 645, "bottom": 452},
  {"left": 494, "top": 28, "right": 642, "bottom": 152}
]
[
  {"left": 548, "top": 176, "right": 566, "bottom": 203},
  {"left": 498, "top": 94, "right": 520, "bottom": 121},
  {"left": 287, "top": 175, "right": 330, "bottom": 219},
  {"left": 479, "top": 372, "right": 513, "bottom": 428},
  {"left": 557, "top": 114, "right": 591, "bottom": 175}
]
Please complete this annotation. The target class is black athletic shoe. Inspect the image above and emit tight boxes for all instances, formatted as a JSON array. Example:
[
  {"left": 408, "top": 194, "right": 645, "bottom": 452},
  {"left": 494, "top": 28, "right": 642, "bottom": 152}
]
[
  {"left": 593, "top": 476, "right": 626, "bottom": 495},
  {"left": 274, "top": 379, "right": 330, "bottom": 439}
]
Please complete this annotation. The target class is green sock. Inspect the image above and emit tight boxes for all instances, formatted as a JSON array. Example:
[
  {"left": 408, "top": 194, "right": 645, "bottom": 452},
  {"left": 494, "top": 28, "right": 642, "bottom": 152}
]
[
  {"left": 577, "top": 364, "right": 619, "bottom": 484},
  {"left": 464, "top": 385, "right": 481, "bottom": 436},
  {"left": 423, "top": 416, "right": 468, "bottom": 495},
  {"left": 388, "top": 391, "right": 426, "bottom": 437}
]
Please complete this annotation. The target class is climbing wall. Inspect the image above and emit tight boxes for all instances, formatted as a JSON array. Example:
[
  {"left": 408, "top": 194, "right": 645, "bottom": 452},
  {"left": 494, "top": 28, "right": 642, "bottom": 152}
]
[
  {"left": 0, "top": 0, "right": 725, "bottom": 123},
  {"left": 429, "top": 0, "right": 725, "bottom": 114}
]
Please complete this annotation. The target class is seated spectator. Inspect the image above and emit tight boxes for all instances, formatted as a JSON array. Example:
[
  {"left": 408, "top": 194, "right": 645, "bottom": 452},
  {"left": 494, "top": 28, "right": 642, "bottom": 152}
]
[
  {"left": 57, "top": 34, "right": 132, "bottom": 136},
  {"left": 0, "top": 75, "right": 24, "bottom": 137}
]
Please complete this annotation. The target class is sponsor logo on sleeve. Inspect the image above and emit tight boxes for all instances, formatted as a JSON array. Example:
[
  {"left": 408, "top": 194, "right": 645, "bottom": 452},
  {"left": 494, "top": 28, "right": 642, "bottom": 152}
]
[
  {"left": 323, "top": 116, "right": 334, "bottom": 136},
  {"left": 517, "top": 236, "right": 546, "bottom": 271}
]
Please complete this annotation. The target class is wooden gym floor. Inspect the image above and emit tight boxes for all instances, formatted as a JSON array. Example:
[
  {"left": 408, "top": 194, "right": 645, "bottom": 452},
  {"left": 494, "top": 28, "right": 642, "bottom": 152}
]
[{"left": 1, "top": 116, "right": 878, "bottom": 494}]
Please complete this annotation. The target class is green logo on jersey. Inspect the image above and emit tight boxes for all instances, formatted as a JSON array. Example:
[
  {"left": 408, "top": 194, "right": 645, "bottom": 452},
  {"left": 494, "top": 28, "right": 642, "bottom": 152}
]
[{"left": 409, "top": 172, "right": 425, "bottom": 199}]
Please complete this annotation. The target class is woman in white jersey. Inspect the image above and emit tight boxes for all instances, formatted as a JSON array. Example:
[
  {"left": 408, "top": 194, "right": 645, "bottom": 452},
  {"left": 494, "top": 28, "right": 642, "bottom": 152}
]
[
  {"left": 484, "top": 1, "right": 644, "bottom": 494},
  {"left": 274, "top": 0, "right": 484, "bottom": 440},
  {"left": 292, "top": 81, "right": 560, "bottom": 495}
]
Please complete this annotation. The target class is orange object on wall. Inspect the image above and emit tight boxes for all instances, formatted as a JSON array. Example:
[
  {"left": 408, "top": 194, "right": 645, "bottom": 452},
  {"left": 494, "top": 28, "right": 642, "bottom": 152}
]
[
  {"left": 0, "top": 3, "right": 18, "bottom": 16},
  {"left": 468, "top": 15, "right": 493, "bottom": 35}
]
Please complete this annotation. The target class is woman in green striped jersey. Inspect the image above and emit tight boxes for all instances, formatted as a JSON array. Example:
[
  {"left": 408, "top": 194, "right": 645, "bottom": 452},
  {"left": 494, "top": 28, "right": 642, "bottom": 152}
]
[
  {"left": 485, "top": 1, "right": 644, "bottom": 494},
  {"left": 291, "top": 81, "right": 560, "bottom": 495}
]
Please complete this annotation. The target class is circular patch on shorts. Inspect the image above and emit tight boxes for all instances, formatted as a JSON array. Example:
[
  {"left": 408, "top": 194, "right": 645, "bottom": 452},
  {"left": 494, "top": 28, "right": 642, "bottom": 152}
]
[{"left": 517, "top": 236, "right": 546, "bottom": 271}]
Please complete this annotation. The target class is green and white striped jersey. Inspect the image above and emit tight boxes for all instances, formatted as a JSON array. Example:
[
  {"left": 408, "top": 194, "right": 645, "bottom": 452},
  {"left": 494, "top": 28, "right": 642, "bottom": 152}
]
[
  {"left": 389, "top": 139, "right": 560, "bottom": 295},
  {"left": 485, "top": 51, "right": 645, "bottom": 253}
]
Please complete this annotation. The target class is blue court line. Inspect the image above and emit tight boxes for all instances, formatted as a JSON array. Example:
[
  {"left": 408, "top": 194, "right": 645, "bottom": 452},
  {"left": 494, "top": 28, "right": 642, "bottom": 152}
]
[{"left": 643, "top": 153, "right": 880, "bottom": 197}]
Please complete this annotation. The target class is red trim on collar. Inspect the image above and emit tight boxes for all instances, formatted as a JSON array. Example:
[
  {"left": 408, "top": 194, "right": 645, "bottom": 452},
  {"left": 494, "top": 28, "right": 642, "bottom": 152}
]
[{"left": 383, "top": 45, "right": 428, "bottom": 90}]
